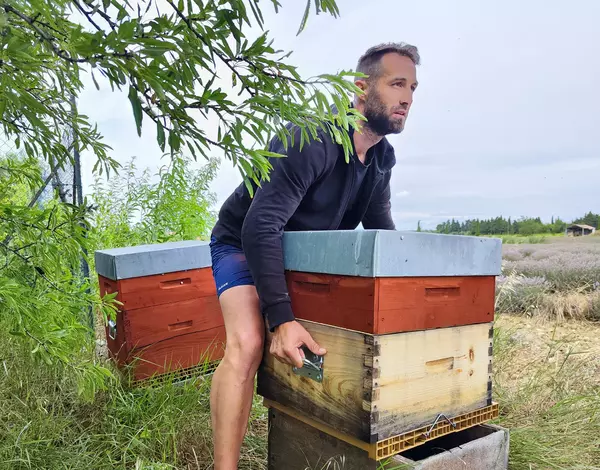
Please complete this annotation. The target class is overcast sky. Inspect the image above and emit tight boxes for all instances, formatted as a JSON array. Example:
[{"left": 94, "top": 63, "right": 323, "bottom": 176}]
[{"left": 79, "top": 0, "right": 600, "bottom": 231}]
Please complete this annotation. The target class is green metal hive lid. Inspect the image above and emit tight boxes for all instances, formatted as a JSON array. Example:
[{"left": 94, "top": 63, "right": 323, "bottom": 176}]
[{"left": 282, "top": 230, "right": 502, "bottom": 277}]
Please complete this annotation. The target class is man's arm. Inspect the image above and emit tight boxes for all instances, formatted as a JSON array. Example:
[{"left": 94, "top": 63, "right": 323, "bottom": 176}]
[
  {"left": 241, "top": 127, "right": 327, "bottom": 331},
  {"left": 362, "top": 174, "right": 396, "bottom": 230}
]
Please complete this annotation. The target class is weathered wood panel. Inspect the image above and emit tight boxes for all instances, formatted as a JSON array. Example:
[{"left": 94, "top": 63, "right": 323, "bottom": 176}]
[
  {"left": 258, "top": 320, "right": 374, "bottom": 442},
  {"left": 258, "top": 320, "right": 494, "bottom": 444},
  {"left": 371, "top": 322, "right": 493, "bottom": 441},
  {"left": 267, "top": 406, "right": 407, "bottom": 470}
]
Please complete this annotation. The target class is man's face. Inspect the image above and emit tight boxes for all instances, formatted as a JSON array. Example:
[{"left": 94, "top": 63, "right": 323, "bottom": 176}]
[{"left": 359, "top": 53, "right": 418, "bottom": 136}]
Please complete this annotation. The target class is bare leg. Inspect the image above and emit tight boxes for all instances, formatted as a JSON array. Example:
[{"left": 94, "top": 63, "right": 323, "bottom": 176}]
[{"left": 210, "top": 285, "right": 265, "bottom": 470}]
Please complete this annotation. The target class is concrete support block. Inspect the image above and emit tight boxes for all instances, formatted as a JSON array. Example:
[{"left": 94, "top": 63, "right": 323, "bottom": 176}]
[
  {"left": 268, "top": 406, "right": 509, "bottom": 470},
  {"left": 394, "top": 424, "right": 509, "bottom": 470}
]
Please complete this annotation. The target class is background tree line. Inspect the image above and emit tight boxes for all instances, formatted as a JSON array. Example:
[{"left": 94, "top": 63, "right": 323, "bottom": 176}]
[{"left": 435, "top": 212, "right": 600, "bottom": 236}]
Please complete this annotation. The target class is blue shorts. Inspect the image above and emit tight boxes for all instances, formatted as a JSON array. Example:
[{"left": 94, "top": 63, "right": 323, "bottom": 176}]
[{"left": 209, "top": 236, "right": 255, "bottom": 297}]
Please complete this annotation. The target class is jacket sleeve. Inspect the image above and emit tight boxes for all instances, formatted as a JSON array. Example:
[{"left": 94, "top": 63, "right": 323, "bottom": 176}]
[
  {"left": 241, "top": 129, "right": 327, "bottom": 331},
  {"left": 361, "top": 173, "right": 396, "bottom": 230}
]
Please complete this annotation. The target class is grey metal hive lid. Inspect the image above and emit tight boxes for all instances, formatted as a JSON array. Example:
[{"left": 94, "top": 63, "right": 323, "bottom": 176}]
[
  {"left": 94, "top": 239, "right": 212, "bottom": 280},
  {"left": 282, "top": 230, "right": 502, "bottom": 277}
]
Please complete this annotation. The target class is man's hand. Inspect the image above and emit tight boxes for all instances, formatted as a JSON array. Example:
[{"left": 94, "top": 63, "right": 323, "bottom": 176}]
[{"left": 269, "top": 320, "right": 326, "bottom": 369}]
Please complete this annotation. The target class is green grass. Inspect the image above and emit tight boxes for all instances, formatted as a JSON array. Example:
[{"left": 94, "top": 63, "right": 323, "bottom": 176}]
[
  {"left": 492, "top": 317, "right": 600, "bottom": 469},
  {"left": 482, "top": 234, "right": 564, "bottom": 244},
  {"left": 1, "top": 315, "right": 599, "bottom": 469},
  {"left": 0, "top": 328, "right": 267, "bottom": 470}
]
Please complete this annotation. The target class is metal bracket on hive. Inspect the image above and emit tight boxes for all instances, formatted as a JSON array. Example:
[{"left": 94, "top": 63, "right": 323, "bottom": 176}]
[
  {"left": 292, "top": 345, "right": 324, "bottom": 383},
  {"left": 107, "top": 319, "right": 117, "bottom": 340},
  {"left": 423, "top": 413, "right": 457, "bottom": 438}
]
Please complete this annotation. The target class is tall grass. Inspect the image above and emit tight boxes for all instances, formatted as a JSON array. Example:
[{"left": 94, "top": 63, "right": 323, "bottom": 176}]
[
  {"left": 0, "top": 325, "right": 268, "bottom": 470},
  {"left": 493, "top": 317, "right": 600, "bottom": 469},
  {"left": 3, "top": 315, "right": 600, "bottom": 469}
]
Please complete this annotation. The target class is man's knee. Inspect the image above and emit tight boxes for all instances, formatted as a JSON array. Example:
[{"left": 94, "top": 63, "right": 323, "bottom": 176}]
[{"left": 224, "top": 329, "right": 264, "bottom": 378}]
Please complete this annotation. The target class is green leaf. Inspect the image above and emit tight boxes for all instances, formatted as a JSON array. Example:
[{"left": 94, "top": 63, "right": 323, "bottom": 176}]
[
  {"left": 168, "top": 131, "right": 181, "bottom": 152},
  {"left": 116, "top": 3, "right": 129, "bottom": 21},
  {"left": 127, "top": 86, "right": 143, "bottom": 137},
  {"left": 0, "top": 99, "right": 6, "bottom": 119},
  {"left": 256, "top": 149, "right": 285, "bottom": 159},
  {"left": 297, "top": 0, "right": 311, "bottom": 35},
  {"left": 243, "top": 175, "right": 254, "bottom": 197},
  {"left": 156, "top": 121, "right": 166, "bottom": 151},
  {"left": 137, "top": 38, "right": 179, "bottom": 52},
  {"left": 91, "top": 70, "right": 100, "bottom": 91},
  {"left": 187, "top": 141, "right": 197, "bottom": 160},
  {"left": 248, "top": 0, "right": 265, "bottom": 29},
  {"left": 118, "top": 20, "right": 136, "bottom": 40}
]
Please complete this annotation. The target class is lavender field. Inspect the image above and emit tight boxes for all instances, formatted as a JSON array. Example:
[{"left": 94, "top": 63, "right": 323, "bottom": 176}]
[{"left": 496, "top": 235, "right": 600, "bottom": 320}]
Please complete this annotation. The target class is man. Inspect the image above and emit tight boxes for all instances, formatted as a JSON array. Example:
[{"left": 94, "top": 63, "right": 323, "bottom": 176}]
[{"left": 208, "top": 42, "right": 420, "bottom": 469}]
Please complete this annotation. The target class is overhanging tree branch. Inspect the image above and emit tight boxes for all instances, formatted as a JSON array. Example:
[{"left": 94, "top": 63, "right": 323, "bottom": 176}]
[
  {"left": 3, "top": 4, "right": 134, "bottom": 64},
  {"left": 72, "top": 0, "right": 103, "bottom": 32},
  {"left": 166, "top": 0, "right": 257, "bottom": 99}
]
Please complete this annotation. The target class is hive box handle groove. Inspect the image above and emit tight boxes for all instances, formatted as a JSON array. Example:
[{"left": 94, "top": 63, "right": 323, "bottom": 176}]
[
  {"left": 160, "top": 278, "right": 192, "bottom": 289},
  {"left": 425, "top": 286, "right": 460, "bottom": 298},
  {"left": 292, "top": 280, "right": 331, "bottom": 294},
  {"left": 168, "top": 320, "right": 193, "bottom": 331}
]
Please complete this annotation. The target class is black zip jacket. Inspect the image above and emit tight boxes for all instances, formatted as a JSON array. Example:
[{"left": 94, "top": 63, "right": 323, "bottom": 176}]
[{"left": 211, "top": 123, "right": 397, "bottom": 330}]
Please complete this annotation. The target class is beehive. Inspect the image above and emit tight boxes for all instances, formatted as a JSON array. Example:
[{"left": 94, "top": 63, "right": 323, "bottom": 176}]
[
  {"left": 95, "top": 240, "right": 225, "bottom": 382},
  {"left": 282, "top": 230, "right": 500, "bottom": 334},
  {"left": 258, "top": 230, "right": 502, "bottom": 456}
]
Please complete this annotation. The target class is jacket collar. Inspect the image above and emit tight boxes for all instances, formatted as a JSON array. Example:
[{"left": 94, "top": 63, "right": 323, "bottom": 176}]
[{"left": 331, "top": 103, "right": 397, "bottom": 174}]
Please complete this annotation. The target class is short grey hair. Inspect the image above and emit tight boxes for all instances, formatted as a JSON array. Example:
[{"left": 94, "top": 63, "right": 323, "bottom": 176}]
[{"left": 356, "top": 42, "right": 420, "bottom": 82}]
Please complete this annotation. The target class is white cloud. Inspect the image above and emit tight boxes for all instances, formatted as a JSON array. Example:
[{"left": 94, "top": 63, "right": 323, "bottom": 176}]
[{"left": 395, "top": 190, "right": 410, "bottom": 198}]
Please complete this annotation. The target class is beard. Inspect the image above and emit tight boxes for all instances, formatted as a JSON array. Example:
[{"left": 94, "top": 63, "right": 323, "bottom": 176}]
[{"left": 363, "top": 89, "right": 405, "bottom": 136}]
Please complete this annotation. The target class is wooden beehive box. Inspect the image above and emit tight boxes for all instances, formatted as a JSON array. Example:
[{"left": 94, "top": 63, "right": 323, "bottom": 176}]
[
  {"left": 259, "top": 230, "right": 502, "bottom": 447},
  {"left": 260, "top": 318, "right": 494, "bottom": 444},
  {"left": 95, "top": 240, "right": 225, "bottom": 382},
  {"left": 282, "top": 230, "right": 500, "bottom": 333}
]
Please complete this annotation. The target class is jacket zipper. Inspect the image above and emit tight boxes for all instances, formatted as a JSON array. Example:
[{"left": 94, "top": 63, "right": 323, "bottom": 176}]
[{"left": 360, "top": 171, "right": 384, "bottom": 219}]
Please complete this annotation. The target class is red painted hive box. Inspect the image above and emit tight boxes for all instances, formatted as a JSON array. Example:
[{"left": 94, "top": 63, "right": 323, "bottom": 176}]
[
  {"left": 95, "top": 240, "right": 224, "bottom": 382},
  {"left": 281, "top": 230, "right": 502, "bottom": 334}
]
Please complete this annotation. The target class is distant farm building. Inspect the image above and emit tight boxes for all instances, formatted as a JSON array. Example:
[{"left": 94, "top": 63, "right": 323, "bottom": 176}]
[{"left": 566, "top": 224, "right": 596, "bottom": 237}]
